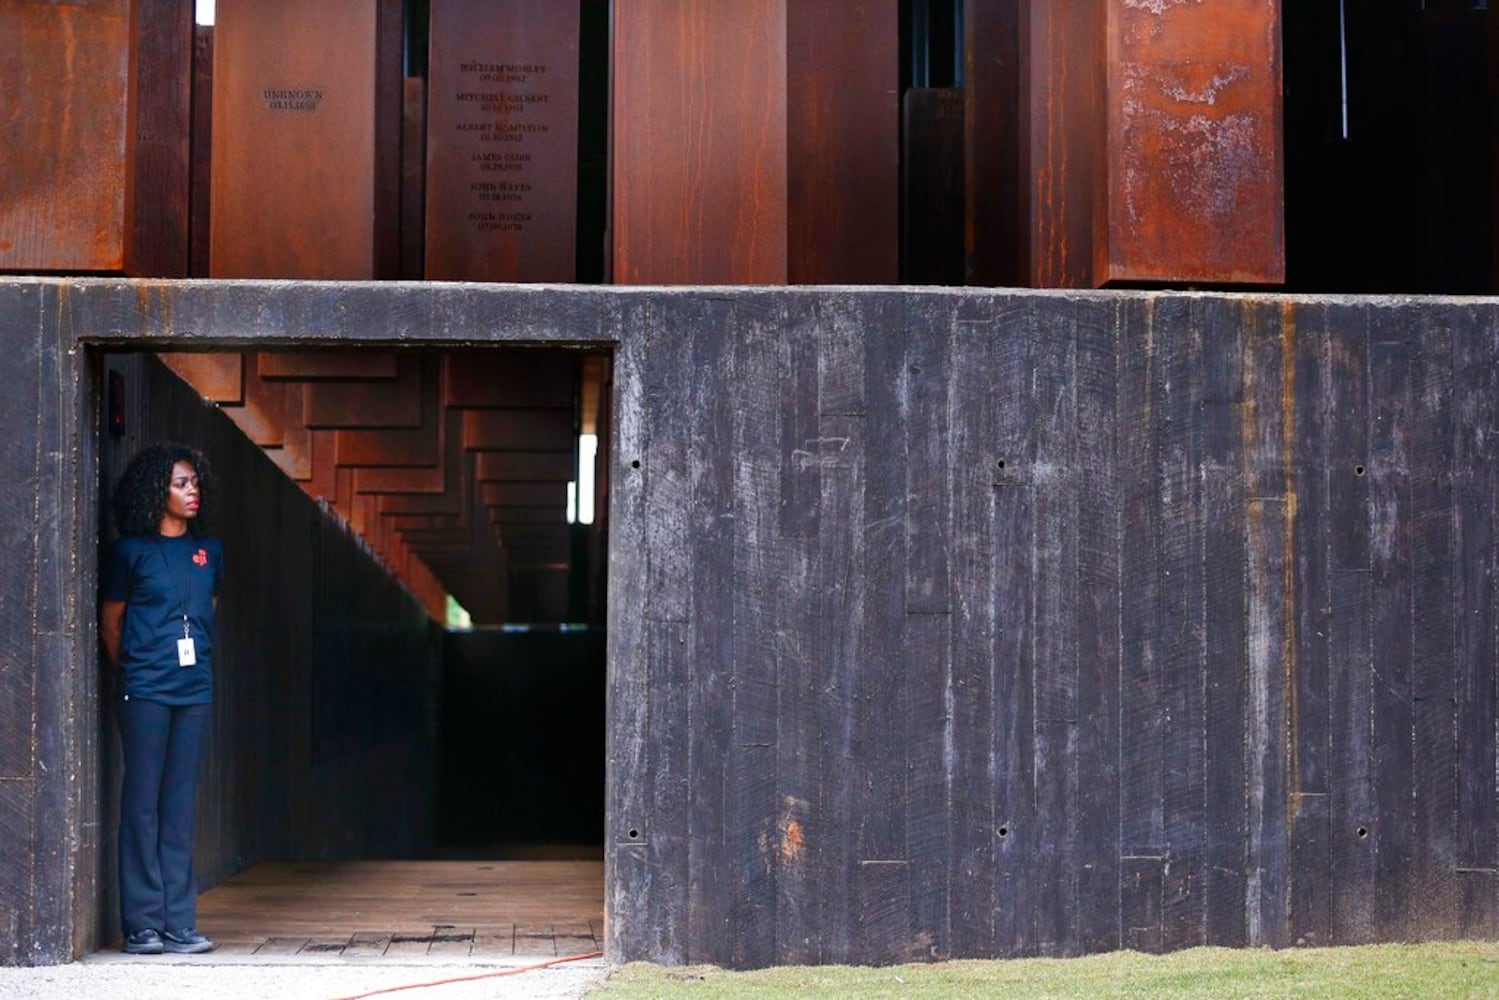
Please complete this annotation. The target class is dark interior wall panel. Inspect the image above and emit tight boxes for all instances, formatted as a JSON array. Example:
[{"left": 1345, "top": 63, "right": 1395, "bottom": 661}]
[{"left": 5, "top": 279, "right": 1499, "bottom": 965}]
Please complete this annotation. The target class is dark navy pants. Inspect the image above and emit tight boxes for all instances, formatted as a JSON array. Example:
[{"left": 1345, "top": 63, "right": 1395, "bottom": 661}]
[{"left": 118, "top": 695, "right": 210, "bottom": 934}]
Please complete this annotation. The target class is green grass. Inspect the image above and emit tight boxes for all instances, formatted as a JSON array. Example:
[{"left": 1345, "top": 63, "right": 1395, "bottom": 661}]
[{"left": 593, "top": 942, "right": 1499, "bottom": 999}]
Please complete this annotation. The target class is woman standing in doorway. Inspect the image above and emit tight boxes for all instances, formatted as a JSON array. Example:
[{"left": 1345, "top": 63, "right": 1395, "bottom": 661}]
[{"left": 99, "top": 443, "right": 221, "bottom": 955}]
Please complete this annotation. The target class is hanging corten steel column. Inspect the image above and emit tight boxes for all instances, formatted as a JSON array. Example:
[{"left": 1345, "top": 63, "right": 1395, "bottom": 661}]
[
  {"left": 424, "top": 0, "right": 581, "bottom": 282},
  {"left": 0, "top": 0, "right": 133, "bottom": 272},
  {"left": 968, "top": 0, "right": 1284, "bottom": 288},
  {"left": 209, "top": 0, "right": 400, "bottom": 278},
  {"left": 612, "top": 0, "right": 898, "bottom": 285}
]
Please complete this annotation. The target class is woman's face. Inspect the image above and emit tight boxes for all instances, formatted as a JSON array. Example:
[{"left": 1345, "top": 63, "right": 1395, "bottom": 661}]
[{"left": 164, "top": 461, "right": 201, "bottom": 522}]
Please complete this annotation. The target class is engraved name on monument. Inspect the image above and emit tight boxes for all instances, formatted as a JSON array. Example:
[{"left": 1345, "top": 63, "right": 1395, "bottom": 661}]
[{"left": 425, "top": 0, "right": 579, "bottom": 282}]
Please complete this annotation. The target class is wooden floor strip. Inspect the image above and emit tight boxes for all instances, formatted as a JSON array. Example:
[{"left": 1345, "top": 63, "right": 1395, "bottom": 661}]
[{"left": 195, "top": 860, "right": 604, "bottom": 960}]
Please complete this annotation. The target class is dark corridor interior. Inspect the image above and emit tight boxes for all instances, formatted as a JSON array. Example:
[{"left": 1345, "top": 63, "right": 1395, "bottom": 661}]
[
  {"left": 95, "top": 345, "right": 608, "bottom": 939},
  {"left": 1281, "top": 0, "right": 1496, "bottom": 294}
]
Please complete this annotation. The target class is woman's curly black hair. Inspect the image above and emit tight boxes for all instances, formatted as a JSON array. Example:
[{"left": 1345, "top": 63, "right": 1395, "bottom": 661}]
[{"left": 111, "top": 442, "right": 215, "bottom": 538}]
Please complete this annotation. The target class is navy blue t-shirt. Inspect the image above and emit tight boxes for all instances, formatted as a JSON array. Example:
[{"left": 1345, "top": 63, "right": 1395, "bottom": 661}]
[{"left": 101, "top": 533, "right": 223, "bottom": 705}]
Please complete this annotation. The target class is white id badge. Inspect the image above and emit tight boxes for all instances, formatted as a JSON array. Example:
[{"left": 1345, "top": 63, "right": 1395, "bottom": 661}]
[{"left": 177, "top": 637, "right": 197, "bottom": 667}]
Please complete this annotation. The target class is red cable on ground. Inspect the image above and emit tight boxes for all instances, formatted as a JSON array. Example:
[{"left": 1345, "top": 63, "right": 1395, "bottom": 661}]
[{"left": 329, "top": 950, "right": 605, "bottom": 1000}]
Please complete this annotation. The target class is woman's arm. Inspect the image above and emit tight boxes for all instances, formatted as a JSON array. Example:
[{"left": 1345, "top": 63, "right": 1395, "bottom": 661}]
[{"left": 100, "top": 600, "right": 125, "bottom": 668}]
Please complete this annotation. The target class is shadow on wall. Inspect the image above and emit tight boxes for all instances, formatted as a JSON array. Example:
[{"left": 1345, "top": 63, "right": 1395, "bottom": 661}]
[{"left": 94, "top": 352, "right": 443, "bottom": 946}]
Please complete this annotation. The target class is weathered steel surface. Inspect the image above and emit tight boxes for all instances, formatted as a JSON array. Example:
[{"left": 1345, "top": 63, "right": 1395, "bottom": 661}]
[
  {"left": 128, "top": 0, "right": 194, "bottom": 277},
  {"left": 0, "top": 1, "right": 131, "bottom": 271},
  {"left": 425, "top": 0, "right": 579, "bottom": 281},
  {"left": 189, "top": 24, "right": 213, "bottom": 277},
  {"left": 209, "top": 0, "right": 379, "bottom": 277},
  {"left": 612, "top": 1, "right": 788, "bottom": 283},
  {"left": 4, "top": 279, "right": 1499, "bottom": 965},
  {"left": 970, "top": 1, "right": 1283, "bottom": 287},
  {"left": 1022, "top": 3, "right": 1106, "bottom": 288},
  {"left": 1105, "top": 0, "right": 1285, "bottom": 284},
  {"left": 786, "top": 0, "right": 898, "bottom": 283}
]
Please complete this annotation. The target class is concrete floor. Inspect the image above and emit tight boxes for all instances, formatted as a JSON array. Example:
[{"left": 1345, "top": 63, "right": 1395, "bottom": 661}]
[{"left": 0, "top": 952, "right": 608, "bottom": 999}]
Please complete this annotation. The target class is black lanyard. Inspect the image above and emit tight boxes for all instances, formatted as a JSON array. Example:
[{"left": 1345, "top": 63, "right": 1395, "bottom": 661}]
[{"left": 153, "top": 537, "right": 193, "bottom": 640}]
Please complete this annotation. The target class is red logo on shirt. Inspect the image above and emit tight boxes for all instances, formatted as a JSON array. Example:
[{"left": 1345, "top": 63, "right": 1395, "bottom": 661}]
[{"left": 193, "top": 548, "right": 209, "bottom": 567}]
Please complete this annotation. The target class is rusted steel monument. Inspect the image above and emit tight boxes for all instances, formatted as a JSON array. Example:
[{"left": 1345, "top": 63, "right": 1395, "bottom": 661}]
[{"left": 1, "top": 0, "right": 1495, "bottom": 969}]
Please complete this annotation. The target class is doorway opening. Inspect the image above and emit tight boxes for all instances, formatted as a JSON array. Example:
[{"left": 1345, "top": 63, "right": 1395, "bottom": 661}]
[{"left": 94, "top": 344, "right": 611, "bottom": 959}]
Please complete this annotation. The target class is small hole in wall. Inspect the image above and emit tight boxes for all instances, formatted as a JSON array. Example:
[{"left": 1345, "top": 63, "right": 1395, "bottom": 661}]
[
  {"left": 631, "top": 459, "right": 641, "bottom": 469},
  {"left": 997, "top": 460, "right": 1007, "bottom": 470},
  {"left": 628, "top": 828, "right": 640, "bottom": 839},
  {"left": 998, "top": 826, "right": 1009, "bottom": 837},
  {"left": 1357, "top": 827, "right": 1368, "bottom": 838},
  {"left": 1355, "top": 465, "right": 1366, "bottom": 476}
]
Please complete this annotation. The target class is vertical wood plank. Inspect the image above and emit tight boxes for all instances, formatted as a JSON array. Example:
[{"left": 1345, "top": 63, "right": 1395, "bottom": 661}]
[
  {"left": 905, "top": 300, "right": 953, "bottom": 614},
  {"left": 1074, "top": 296, "right": 1122, "bottom": 954},
  {"left": 946, "top": 300, "right": 1003, "bottom": 956},
  {"left": 684, "top": 297, "right": 736, "bottom": 964},
  {"left": 1243, "top": 301, "right": 1291, "bottom": 948},
  {"left": 606, "top": 306, "right": 653, "bottom": 962},
  {"left": 815, "top": 411, "right": 865, "bottom": 961},
  {"left": 904, "top": 295, "right": 955, "bottom": 961},
  {"left": 1118, "top": 297, "right": 1164, "bottom": 951},
  {"left": 987, "top": 297, "right": 1038, "bottom": 955},
  {"left": 851, "top": 292, "right": 910, "bottom": 963},
  {"left": 727, "top": 299, "right": 784, "bottom": 968},
  {"left": 1367, "top": 312, "right": 1414, "bottom": 941},
  {"left": 644, "top": 620, "right": 690, "bottom": 963},
  {"left": 1324, "top": 302, "right": 1376, "bottom": 944},
  {"left": 1246, "top": 493, "right": 1290, "bottom": 948},
  {"left": 1452, "top": 303, "right": 1499, "bottom": 937},
  {"left": 1288, "top": 299, "right": 1332, "bottom": 946},
  {"left": 1157, "top": 296, "right": 1206, "bottom": 953},
  {"left": 1407, "top": 305, "right": 1459, "bottom": 937},
  {"left": 1031, "top": 296, "right": 1081, "bottom": 955},
  {"left": 774, "top": 296, "right": 826, "bottom": 964},
  {"left": 904, "top": 610, "right": 951, "bottom": 960},
  {"left": 1200, "top": 296, "right": 1249, "bottom": 947}
]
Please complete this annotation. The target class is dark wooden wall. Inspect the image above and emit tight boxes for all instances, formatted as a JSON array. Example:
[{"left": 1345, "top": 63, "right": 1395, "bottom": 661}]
[
  {"left": 0, "top": 280, "right": 1495, "bottom": 965},
  {"left": 605, "top": 290, "right": 1498, "bottom": 964}
]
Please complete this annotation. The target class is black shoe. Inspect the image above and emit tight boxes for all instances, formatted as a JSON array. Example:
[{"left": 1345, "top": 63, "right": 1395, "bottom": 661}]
[
  {"left": 122, "top": 929, "right": 164, "bottom": 955},
  {"left": 162, "top": 927, "right": 214, "bottom": 954}
]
